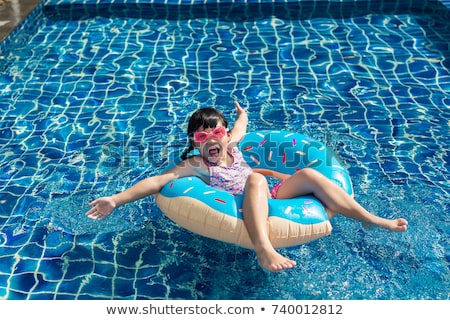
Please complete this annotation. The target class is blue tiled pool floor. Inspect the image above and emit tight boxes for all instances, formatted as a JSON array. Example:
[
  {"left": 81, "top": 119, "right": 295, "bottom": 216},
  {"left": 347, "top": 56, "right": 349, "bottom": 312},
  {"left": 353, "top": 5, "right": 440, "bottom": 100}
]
[{"left": 0, "top": 0, "right": 449, "bottom": 299}]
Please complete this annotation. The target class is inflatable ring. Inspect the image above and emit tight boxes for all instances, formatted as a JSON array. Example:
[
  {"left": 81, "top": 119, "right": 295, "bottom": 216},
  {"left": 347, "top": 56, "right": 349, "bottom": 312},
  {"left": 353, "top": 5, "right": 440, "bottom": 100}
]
[{"left": 155, "top": 130, "right": 353, "bottom": 249}]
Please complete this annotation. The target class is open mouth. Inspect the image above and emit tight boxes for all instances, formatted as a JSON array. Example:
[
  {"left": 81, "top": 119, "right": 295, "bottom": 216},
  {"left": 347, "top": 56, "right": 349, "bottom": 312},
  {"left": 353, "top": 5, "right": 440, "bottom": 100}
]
[{"left": 206, "top": 143, "right": 221, "bottom": 160}]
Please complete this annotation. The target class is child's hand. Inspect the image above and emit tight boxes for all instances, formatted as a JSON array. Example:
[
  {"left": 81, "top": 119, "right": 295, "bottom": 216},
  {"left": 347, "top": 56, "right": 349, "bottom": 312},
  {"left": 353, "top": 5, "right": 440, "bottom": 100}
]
[
  {"left": 234, "top": 101, "right": 246, "bottom": 117},
  {"left": 229, "top": 101, "right": 248, "bottom": 144},
  {"left": 86, "top": 196, "right": 116, "bottom": 220}
]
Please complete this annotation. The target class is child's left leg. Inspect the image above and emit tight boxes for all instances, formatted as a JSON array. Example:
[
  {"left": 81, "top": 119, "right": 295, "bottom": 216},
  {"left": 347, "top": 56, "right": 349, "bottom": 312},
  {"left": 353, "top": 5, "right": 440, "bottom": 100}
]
[{"left": 275, "top": 168, "right": 408, "bottom": 232}]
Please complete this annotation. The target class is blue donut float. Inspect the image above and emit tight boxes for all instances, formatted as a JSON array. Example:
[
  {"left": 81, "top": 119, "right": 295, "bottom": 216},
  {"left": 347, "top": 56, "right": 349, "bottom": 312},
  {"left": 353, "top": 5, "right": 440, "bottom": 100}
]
[{"left": 155, "top": 130, "right": 353, "bottom": 249}]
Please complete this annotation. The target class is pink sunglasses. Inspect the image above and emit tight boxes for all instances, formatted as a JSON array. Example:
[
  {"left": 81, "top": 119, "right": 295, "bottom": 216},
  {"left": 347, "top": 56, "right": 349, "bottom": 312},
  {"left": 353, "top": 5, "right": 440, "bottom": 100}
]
[{"left": 193, "top": 126, "right": 227, "bottom": 143}]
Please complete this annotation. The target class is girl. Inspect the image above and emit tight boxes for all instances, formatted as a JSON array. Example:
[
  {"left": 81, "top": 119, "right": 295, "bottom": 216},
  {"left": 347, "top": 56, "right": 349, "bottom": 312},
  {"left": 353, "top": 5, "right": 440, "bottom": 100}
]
[{"left": 87, "top": 102, "right": 408, "bottom": 272}]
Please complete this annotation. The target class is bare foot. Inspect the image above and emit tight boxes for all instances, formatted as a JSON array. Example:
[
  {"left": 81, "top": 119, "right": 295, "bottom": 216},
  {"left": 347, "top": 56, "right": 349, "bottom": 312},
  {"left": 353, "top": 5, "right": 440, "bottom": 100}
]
[
  {"left": 255, "top": 247, "right": 297, "bottom": 272},
  {"left": 385, "top": 218, "right": 408, "bottom": 232},
  {"left": 374, "top": 217, "right": 408, "bottom": 232}
]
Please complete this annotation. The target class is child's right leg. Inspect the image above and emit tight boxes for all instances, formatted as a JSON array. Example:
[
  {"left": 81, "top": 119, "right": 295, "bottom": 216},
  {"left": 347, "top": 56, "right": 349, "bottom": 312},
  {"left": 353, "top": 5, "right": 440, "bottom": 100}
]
[{"left": 242, "top": 173, "right": 297, "bottom": 272}]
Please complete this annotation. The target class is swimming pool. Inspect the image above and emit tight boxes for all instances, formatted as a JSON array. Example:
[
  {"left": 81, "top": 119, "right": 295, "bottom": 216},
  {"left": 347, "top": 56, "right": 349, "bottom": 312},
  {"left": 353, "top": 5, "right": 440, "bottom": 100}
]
[{"left": 0, "top": 0, "right": 448, "bottom": 299}]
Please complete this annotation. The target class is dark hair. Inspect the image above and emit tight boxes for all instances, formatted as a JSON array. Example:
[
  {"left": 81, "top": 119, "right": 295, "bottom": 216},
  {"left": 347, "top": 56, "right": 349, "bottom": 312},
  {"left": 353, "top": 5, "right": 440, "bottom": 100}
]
[{"left": 180, "top": 107, "right": 228, "bottom": 160}]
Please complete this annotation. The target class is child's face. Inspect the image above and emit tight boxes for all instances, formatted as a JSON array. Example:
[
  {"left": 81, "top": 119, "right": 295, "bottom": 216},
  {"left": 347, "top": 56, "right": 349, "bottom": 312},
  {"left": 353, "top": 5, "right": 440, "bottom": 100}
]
[{"left": 193, "top": 123, "right": 229, "bottom": 164}]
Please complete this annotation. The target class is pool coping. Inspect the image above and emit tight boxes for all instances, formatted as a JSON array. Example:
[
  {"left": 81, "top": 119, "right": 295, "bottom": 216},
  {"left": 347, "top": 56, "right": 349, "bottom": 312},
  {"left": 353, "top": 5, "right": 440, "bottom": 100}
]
[{"left": 0, "top": 0, "right": 42, "bottom": 42}]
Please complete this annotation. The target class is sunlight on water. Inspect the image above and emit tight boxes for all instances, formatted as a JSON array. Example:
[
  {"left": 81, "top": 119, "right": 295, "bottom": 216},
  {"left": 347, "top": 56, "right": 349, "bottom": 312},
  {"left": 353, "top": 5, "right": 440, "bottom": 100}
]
[{"left": 0, "top": 0, "right": 448, "bottom": 299}]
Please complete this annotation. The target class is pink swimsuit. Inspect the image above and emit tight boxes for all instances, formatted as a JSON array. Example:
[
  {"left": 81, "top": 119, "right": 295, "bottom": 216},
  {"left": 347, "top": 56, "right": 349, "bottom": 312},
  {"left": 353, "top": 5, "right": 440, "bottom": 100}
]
[{"left": 207, "top": 147, "right": 253, "bottom": 195}]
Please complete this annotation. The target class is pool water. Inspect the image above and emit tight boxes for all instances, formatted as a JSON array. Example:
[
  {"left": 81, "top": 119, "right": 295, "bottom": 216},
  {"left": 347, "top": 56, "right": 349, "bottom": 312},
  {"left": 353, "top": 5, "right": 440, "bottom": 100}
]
[{"left": 0, "top": 0, "right": 449, "bottom": 299}]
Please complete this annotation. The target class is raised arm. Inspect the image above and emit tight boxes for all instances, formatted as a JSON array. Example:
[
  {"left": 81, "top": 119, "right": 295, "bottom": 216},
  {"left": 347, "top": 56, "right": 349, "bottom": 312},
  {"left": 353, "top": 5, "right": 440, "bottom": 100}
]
[{"left": 229, "top": 101, "right": 248, "bottom": 145}]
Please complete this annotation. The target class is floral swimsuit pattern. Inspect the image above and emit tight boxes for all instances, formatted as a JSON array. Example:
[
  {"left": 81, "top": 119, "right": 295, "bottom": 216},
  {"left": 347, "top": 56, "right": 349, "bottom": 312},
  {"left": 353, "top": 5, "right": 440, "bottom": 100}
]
[{"left": 207, "top": 147, "right": 254, "bottom": 195}]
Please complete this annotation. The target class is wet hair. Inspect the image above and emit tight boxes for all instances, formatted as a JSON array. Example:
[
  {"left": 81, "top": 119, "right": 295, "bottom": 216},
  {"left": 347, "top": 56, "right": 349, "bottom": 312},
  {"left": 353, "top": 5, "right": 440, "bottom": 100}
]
[{"left": 180, "top": 107, "right": 228, "bottom": 160}]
